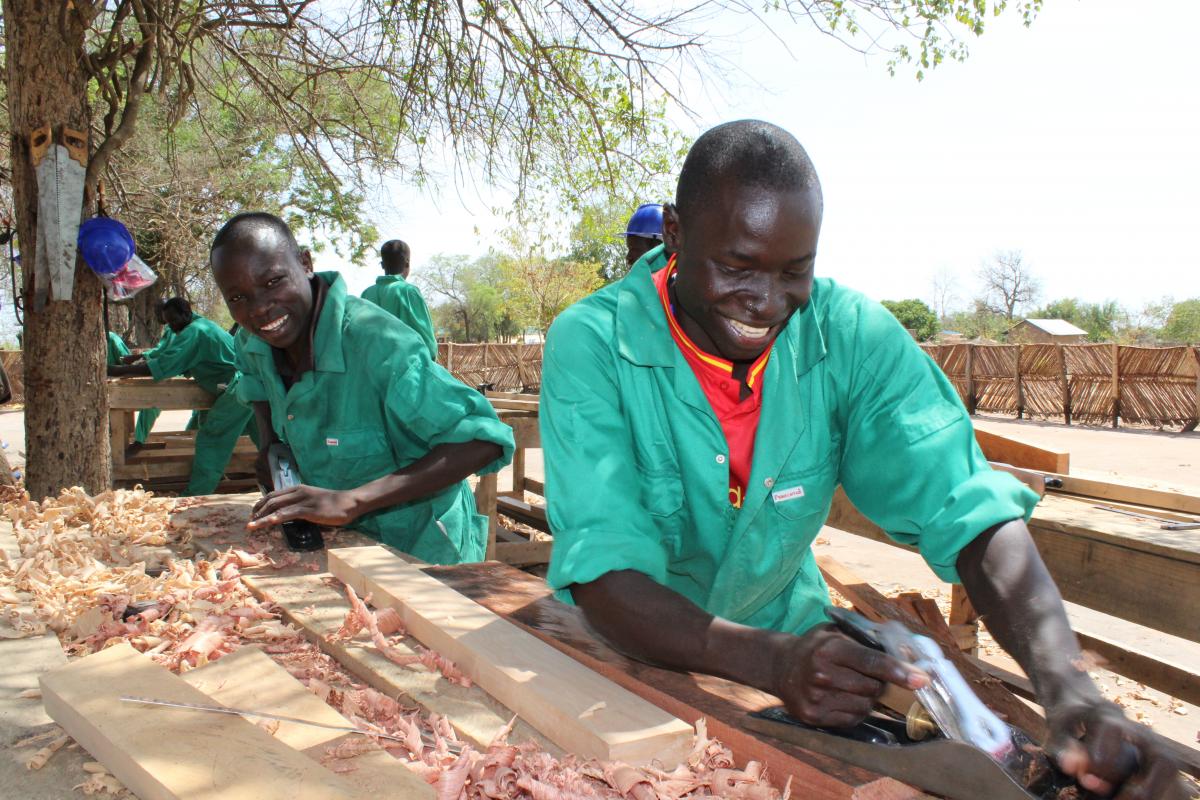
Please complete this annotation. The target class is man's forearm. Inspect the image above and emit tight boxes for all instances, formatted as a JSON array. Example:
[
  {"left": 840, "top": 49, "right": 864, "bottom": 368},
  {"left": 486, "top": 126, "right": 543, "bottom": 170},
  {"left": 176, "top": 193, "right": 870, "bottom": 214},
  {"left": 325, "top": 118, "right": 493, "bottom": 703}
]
[
  {"left": 957, "top": 519, "right": 1101, "bottom": 709},
  {"left": 572, "top": 570, "right": 793, "bottom": 695},
  {"left": 107, "top": 363, "right": 152, "bottom": 378},
  {"left": 349, "top": 440, "right": 502, "bottom": 518}
]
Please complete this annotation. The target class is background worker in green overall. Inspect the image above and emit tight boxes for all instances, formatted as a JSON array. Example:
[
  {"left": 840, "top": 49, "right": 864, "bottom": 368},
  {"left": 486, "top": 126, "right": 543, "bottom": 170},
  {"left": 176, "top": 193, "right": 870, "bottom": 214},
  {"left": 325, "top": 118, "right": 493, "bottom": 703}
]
[
  {"left": 118, "top": 300, "right": 177, "bottom": 444},
  {"left": 361, "top": 239, "right": 438, "bottom": 360},
  {"left": 107, "top": 297, "right": 255, "bottom": 495},
  {"left": 210, "top": 213, "right": 513, "bottom": 565},
  {"left": 540, "top": 121, "right": 1184, "bottom": 798},
  {"left": 105, "top": 330, "right": 130, "bottom": 365}
]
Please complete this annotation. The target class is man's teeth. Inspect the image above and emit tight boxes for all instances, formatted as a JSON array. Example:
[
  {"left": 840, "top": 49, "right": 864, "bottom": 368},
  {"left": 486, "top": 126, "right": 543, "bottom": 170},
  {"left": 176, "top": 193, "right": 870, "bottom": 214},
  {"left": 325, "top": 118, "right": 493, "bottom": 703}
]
[
  {"left": 261, "top": 315, "right": 289, "bottom": 333},
  {"left": 729, "top": 319, "right": 770, "bottom": 339}
]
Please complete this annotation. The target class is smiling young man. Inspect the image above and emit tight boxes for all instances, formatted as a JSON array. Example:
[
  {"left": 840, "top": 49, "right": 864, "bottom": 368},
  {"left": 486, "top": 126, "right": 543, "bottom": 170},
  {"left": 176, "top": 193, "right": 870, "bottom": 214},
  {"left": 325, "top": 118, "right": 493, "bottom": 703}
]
[
  {"left": 107, "top": 297, "right": 255, "bottom": 495},
  {"left": 209, "top": 213, "right": 514, "bottom": 564},
  {"left": 540, "top": 121, "right": 1184, "bottom": 798}
]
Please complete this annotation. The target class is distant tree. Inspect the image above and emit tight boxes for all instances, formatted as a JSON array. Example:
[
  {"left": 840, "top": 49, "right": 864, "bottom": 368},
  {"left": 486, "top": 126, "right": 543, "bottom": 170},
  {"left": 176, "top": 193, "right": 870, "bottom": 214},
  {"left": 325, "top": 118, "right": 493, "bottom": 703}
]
[
  {"left": 979, "top": 250, "right": 1040, "bottom": 320},
  {"left": 943, "top": 301, "right": 1010, "bottom": 341},
  {"left": 1161, "top": 299, "right": 1200, "bottom": 344},
  {"left": 881, "top": 299, "right": 939, "bottom": 341},
  {"left": 929, "top": 267, "right": 960, "bottom": 321},
  {"left": 499, "top": 254, "right": 604, "bottom": 336},
  {"left": 420, "top": 255, "right": 508, "bottom": 343}
]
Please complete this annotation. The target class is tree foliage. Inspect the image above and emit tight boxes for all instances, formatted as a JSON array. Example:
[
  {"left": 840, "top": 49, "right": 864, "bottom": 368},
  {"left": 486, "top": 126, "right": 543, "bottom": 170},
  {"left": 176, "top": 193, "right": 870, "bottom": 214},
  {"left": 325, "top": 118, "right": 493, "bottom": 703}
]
[
  {"left": 1161, "top": 299, "right": 1200, "bottom": 344},
  {"left": 419, "top": 254, "right": 517, "bottom": 343},
  {"left": 881, "top": 298, "right": 938, "bottom": 341}
]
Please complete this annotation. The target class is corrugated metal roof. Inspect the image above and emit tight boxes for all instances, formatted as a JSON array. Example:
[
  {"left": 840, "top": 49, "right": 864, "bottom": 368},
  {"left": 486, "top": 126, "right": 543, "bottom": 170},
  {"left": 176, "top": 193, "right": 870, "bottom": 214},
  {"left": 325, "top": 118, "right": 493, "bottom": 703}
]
[{"left": 1019, "top": 319, "right": 1089, "bottom": 336}]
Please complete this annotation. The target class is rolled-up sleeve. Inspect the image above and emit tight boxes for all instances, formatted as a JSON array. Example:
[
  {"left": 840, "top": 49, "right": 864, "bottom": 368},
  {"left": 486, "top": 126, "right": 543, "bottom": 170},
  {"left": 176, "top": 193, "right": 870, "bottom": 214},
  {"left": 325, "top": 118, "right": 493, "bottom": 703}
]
[
  {"left": 542, "top": 308, "right": 670, "bottom": 594},
  {"left": 144, "top": 328, "right": 199, "bottom": 382},
  {"left": 838, "top": 307, "right": 1039, "bottom": 583},
  {"left": 386, "top": 349, "right": 514, "bottom": 476}
]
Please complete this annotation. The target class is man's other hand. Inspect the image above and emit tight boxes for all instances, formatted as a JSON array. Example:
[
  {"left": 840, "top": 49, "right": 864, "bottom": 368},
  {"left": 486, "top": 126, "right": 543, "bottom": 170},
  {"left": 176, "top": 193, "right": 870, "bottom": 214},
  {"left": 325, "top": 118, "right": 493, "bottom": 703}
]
[{"left": 1047, "top": 697, "right": 1188, "bottom": 799}]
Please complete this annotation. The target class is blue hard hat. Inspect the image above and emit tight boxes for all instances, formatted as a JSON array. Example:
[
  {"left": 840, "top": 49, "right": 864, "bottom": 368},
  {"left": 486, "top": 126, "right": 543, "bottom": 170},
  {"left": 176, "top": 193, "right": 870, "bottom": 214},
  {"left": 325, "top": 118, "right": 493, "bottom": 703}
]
[
  {"left": 624, "top": 203, "right": 663, "bottom": 239},
  {"left": 78, "top": 217, "right": 135, "bottom": 275}
]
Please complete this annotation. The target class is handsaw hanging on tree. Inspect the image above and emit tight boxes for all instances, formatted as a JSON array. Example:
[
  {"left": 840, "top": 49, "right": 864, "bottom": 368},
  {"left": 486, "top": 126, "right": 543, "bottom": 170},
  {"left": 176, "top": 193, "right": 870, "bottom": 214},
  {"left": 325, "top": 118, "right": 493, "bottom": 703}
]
[{"left": 29, "top": 125, "right": 88, "bottom": 309}]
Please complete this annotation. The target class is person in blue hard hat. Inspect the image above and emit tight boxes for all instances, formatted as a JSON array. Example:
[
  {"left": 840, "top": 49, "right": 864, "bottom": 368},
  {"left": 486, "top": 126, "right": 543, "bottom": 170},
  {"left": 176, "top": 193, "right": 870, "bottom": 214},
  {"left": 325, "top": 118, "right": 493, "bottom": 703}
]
[
  {"left": 107, "top": 297, "right": 256, "bottom": 495},
  {"left": 624, "top": 203, "right": 665, "bottom": 269}
]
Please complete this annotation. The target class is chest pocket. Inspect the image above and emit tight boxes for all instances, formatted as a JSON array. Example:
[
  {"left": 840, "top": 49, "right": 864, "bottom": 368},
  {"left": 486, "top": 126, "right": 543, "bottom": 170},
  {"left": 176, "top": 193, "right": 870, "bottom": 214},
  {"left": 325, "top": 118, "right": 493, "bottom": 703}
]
[
  {"left": 770, "top": 452, "right": 839, "bottom": 522},
  {"left": 312, "top": 428, "right": 394, "bottom": 486}
]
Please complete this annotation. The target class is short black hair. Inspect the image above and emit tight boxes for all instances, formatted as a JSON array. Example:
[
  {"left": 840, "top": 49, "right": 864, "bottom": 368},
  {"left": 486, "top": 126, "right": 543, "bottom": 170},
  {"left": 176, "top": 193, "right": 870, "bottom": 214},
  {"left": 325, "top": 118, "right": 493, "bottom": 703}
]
[
  {"left": 380, "top": 240, "right": 410, "bottom": 274},
  {"left": 162, "top": 297, "right": 191, "bottom": 317},
  {"left": 675, "top": 120, "right": 822, "bottom": 222},
  {"left": 210, "top": 212, "right": 302, "bottom": 261}
]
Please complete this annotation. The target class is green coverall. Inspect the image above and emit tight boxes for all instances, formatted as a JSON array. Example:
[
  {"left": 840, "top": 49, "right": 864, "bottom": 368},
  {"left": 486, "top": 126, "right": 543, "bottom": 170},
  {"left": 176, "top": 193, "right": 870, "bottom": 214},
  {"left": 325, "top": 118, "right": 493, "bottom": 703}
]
[
  {"left": 106, "top": 331, "right": 130, "bottom": 366},
  {"left": 132, "top": 326, "right": 176, "bottom": 443},
  {"left": 540, "top": 247, "right": 1040, "bottom": 635},
  {"left": 361, "top": 275, "right": 438, "bottom": 361},
  {"left": 144, "top": 314, "right": 254, "bottom": 496},
  {"left": 236, "top": 272, "right": 514, "bottom": 564}
]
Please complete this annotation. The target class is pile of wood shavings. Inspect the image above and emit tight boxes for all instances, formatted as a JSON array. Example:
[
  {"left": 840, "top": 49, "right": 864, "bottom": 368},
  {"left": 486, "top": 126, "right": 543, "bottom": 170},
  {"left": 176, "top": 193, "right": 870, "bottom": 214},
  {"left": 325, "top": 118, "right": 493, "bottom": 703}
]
[{"left": 3, "top": 488, "right": 788, "bottom": 799}]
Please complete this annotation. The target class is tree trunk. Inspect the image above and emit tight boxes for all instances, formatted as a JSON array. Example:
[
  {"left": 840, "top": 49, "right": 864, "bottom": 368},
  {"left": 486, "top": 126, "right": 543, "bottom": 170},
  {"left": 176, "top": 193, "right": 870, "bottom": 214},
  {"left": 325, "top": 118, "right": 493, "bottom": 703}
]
[{"left": 4, "top": 0, "right": 109, "bottom": 499}]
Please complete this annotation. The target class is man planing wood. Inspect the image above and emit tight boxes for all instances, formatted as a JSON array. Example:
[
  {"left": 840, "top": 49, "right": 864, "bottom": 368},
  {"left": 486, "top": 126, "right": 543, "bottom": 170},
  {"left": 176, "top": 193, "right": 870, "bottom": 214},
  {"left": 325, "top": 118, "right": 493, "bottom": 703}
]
[
  {"left": 210, "top": 213, "right": 514, "bottom": 564},
  {"left": 540, "top": 120, "right": 1185, "bottom": 799}
]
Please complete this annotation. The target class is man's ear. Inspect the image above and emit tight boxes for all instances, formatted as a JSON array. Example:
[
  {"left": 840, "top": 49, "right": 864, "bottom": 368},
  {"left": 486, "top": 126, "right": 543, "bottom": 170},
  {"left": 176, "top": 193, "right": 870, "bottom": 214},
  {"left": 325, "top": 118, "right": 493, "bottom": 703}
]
[
  {"left": 300, "top": 249, "right": 314, "bottom": 275},
  {"left": 662, "top": 203, "right": 682, "bottom": 253}
]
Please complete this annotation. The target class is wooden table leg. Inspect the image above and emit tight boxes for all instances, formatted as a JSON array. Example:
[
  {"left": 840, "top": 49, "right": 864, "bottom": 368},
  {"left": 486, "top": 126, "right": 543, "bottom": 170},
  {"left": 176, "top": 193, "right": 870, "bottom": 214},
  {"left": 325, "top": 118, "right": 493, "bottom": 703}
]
[{"left": 474, "top": 472, "right": 498, "bottom": 560}]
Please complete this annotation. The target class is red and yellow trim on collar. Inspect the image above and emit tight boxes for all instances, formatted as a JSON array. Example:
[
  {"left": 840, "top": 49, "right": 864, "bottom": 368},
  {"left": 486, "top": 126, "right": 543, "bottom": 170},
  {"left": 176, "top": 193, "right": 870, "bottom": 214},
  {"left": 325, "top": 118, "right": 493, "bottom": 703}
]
[{"left": 653, "top": 255, "right": 773, "bottom": 389}]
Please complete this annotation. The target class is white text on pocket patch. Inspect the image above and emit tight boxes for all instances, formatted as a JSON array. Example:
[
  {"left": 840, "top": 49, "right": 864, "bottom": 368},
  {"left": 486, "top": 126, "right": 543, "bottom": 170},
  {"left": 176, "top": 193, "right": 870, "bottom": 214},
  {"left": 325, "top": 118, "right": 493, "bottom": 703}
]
[{"left": 772, "top": 485, "right": 805, "bottom": 504}]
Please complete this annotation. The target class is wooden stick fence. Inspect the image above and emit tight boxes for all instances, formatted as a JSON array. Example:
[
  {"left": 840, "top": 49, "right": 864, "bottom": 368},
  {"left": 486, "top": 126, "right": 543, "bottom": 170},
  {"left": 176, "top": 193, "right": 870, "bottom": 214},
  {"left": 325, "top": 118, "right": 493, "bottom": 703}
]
[
  {"left": 438, "top": 342, "right": 543, "bottom": 392},
  {"left": 921, "top": 343, "right": 1200, "bottom": 429}
]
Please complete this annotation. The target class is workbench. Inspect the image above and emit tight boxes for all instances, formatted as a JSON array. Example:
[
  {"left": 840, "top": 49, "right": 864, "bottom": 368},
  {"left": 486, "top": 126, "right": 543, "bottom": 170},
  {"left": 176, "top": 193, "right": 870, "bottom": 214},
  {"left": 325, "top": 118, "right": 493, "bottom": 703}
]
[{"left": 107, "top": 377, "right": 256, "bottom": 492}]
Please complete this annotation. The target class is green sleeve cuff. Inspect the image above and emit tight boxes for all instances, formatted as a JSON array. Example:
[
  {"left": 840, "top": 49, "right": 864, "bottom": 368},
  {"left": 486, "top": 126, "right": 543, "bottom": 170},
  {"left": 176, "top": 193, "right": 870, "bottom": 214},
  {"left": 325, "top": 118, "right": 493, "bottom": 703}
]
[{"left": 890, "top": 468, "right": 1040, "bottom": 583}]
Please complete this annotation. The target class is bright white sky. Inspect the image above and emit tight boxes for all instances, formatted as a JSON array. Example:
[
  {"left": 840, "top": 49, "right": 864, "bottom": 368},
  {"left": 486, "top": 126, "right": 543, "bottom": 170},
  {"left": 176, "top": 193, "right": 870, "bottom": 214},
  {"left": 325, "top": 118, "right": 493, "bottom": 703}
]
[{"left": 331, "top": 0, "right": 1200, "bottom": 314}]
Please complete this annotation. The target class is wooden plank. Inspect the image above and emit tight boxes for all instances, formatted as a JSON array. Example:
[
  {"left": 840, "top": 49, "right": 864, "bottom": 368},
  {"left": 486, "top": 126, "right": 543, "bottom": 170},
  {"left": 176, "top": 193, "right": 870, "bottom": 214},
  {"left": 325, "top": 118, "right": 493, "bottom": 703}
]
[
  {"left": 507, "top": 416, "right": 541, "bottom": 449},
  {"left": 128, "top": 438, "right": 256, "bottom": 464},
  {"left": 241, "top": 572, "right": 559, "bottom": 755},
  {"left": 424, "top": 561, "right": 922, "bottom": 800},
  {"left": 328, "top": 546, "right": 695, "bottom": 767},
  {"left": 39, "top": 642, "right": 373, "bottom": 800},
  {"left": 816, "top": 555, "right": 1048, "bottom": 741},
  {"left": 108, "top": 378, "right": 216, "bottom": 410},
  {"left": 1047, "top": 474, "right": 1200, "bottom": 516},
  {"left": 475, "top": 472, "right": 499, "bottom": 561},
  {"left": 494, "top": 539, "right": 553, "bottom": 567},
  {"left": 182, "top": 646, "right": 434, "bottom": 798},
  {"left": 973, "top": 427, "right": 1069, "bottom": 474},
  {"left": 496, "top": 495, "right": 548, "bottom": 526},
  {"left": 114, "top": 454, "right": 257, "bottom": 481},
  {"left": 524, "top": 477, "right": 545, "bottom": 496},
  {"left": 109, "top": 409, "right": 130, "bottom": 469},
  {"left": 487, "top": 397, "right": 540, "bottom": 412}
]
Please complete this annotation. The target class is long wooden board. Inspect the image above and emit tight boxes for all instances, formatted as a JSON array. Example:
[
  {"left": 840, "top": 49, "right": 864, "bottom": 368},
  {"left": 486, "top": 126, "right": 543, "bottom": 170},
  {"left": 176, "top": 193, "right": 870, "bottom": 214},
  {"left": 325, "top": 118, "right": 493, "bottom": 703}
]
[
  {"left": 39, "top": 643, "right": 374, "bottom": 800},
  {"left": 1047, "top": 473, "right": 1200, "bottom": 516},
  {"left": 826, "top": 488, "right": 1200, "bottom": 645},
  {"left": 182, "top": 646, "right": 434, "bottom": 798},
  {"left": 242, "top": 572, "right": 559, "bottom": 754},
  {"left": 328, "top": 546, "right": 694, "bottom": 767},
  {"left": 974, "top": 428, "right": 1070, "bottom": 474},
  {"left": 421, "top": 561, "right": 925, "bottom": 800},
  {"left": 108, "top": 378, "right": 216, "bottom": 410}
]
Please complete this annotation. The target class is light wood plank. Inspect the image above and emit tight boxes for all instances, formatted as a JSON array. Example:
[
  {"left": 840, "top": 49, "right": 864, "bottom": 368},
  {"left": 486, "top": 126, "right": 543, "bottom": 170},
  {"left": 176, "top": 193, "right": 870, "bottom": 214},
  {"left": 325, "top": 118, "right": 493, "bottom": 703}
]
[
  {"left": 182, "top": 646, "right": 434, "bottom": 798},
  {"left": 974, "top": 428, "right": 1069, "bottom": 474},
  {"left": 328, "top": 546, "right": 694, "bottom": 766},
  {"left": 40, "top": 642, "right": 374, "bottom": 800},
  {"left": 241, "top": 572, "right": 559, "bottom": 754},
  {"left": 108, "top": 378, "right": 216, "bottom": 410},
  {"left": 1047, "top": 474, "right": 1200, "bottom": 516}
]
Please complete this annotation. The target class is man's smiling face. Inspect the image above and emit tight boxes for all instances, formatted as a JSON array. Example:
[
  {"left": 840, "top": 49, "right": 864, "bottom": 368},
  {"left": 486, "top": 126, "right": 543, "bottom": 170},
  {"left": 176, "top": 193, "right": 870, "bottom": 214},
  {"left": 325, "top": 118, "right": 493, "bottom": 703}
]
[
  {"left": 211, "top": 227, "right": 314, "bottom": 351},
  {"left": 664, "top": 182, "right": 821, "bottom": 363}
]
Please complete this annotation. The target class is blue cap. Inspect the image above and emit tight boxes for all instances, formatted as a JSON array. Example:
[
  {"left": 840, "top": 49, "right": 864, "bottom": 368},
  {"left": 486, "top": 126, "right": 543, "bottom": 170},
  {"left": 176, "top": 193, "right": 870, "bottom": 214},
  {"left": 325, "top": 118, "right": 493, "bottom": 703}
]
[
  {"left": 624, "top": 203, "right": 663, "bottom": 239},
  {"left": 78, "top": 217, "right": 135, "bottom": 275}
]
